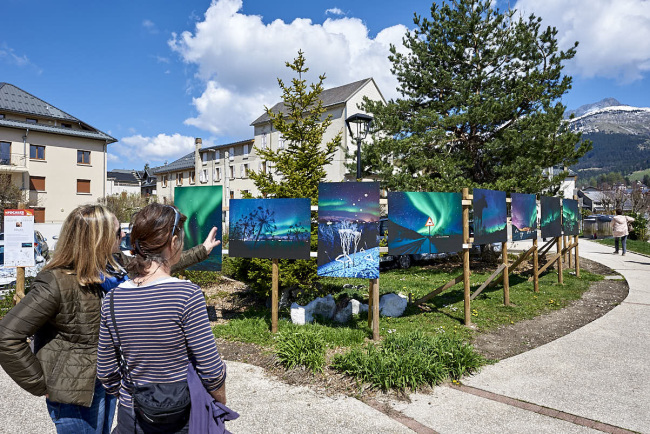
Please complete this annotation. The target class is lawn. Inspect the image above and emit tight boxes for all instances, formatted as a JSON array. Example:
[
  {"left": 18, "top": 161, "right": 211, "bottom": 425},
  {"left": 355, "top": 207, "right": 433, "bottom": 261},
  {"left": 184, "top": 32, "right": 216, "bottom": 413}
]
[{"left": 595, "top": 238, "right": 650, "bottom": 255}]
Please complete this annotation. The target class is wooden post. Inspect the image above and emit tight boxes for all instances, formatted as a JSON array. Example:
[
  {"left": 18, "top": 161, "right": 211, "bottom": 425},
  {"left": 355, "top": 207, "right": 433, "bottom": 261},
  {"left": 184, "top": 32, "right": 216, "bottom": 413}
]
[
  {"left": 271, "top": 258, "right": 279, "bottom": 333},
  {"left": 556, "top": 237, "right": 563, "bottom": 285},
  {"left": 563, "top": 236, "right": 568, "bottom": 263},
  {"left": 574, "top": 235, "right": 580, "bottom": 278},
  {"left": 533, "top": 238, "right": 539, "bottom": 293},
  {"left": 462, "top": 188, "right": 471, "bottom": 326},
  {"left": 568, "top": 235, "right": 573, "bottom": 268},
  {"left": 367, "top": 280, "right": 373, "bottom": 328},
  {"left": 371, "top": 278, "right": 380, "bottom": 340},
  {"left": 14, "top": 267, "right": 25, "bottom": 305},
  {"left": 502, "top": 242, "right": 509, "bottom": 306}
]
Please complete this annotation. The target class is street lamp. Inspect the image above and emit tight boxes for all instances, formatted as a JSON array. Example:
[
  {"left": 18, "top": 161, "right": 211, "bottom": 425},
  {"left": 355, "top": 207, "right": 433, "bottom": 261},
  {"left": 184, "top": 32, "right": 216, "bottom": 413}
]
[{"left": 345, "top": 113, "right": 373, "bottom": 180}]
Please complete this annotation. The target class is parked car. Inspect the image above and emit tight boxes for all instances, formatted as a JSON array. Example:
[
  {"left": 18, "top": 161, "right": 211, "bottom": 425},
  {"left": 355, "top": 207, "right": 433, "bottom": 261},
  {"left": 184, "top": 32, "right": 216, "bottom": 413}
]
[{"left": 119, "top": 226, "right": 133, "bottom": 256}]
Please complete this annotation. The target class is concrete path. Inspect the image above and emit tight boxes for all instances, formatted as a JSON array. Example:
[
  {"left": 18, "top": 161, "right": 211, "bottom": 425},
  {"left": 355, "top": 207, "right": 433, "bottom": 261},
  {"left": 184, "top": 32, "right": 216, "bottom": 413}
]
[{"left": 1, "top": 239, "right": 647, "bottom": 433}]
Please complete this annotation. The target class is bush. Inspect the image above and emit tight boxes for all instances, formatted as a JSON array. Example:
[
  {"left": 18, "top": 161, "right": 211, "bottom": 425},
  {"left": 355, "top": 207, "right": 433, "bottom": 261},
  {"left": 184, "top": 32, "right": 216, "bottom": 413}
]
[
  {"left": 275, "top": 327, "right": 327, "bottom": 373},
  {"left": 0, "top": 289, "right": 15, "bottom": 319},
  {"left": 626, "top": 212, "right": 649, "bottom": 241},
  {"left": 332, "top": 331, "right": 484, "bottom": 390},
  {"left": 174, "top": 270, "right": 222, "bottom": 287}
]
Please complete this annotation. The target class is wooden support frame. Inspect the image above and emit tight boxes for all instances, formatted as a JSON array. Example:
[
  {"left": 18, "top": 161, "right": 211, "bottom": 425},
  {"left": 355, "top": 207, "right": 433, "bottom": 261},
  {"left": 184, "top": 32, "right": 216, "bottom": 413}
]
[
  {"left": 574, "top": 235, "right": 580, "bottom": 278},
  {"left": 528, "top": 251, "right": 561, "bottom": 281},
  {"left": 271, "top": 258, "right": 279, "bottom": 333},
  {"left": 414, "top": 274, "right": 464, "bottom": 305},
  {"left": 488, "top": 245, "right": 535, "bottom": 289},
  {"left": 538, "top": 238, "right": 556, "bottom": 256},
  {"left": 366, "top": 278, "right": 380, "bottom": 340},
  {"left": 471, "top": 263, "right": 506, "bottom": 300},
  {"left": 556, "top": 236, "right": 564, "bottom": 285},
  {"left": 533, "top": 238, "right": 539, "bottom": 292},
  {"left": 462, "top": 188, "right": 471, "bottom": 326},
  {"left": 502, "top": 242, "right": 510, "bottom": 306}
]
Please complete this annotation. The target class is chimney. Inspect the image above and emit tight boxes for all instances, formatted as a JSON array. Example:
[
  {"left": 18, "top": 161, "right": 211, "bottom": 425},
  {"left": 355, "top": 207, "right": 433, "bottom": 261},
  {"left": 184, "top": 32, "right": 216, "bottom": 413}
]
[{"left": 195, "top": 138, "right": 202, "bottom": 180}]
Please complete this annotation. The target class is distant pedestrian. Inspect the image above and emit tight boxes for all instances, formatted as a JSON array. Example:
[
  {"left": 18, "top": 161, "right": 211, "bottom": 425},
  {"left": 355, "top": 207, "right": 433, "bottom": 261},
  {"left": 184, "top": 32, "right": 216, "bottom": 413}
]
[{"left": 612, "top": 209, "right": 635, "bottom": 256}]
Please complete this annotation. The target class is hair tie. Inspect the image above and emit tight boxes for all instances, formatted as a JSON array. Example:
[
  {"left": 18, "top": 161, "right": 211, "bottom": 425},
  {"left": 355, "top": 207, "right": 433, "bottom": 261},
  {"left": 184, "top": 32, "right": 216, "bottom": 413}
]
[{"left": 134, "top": 240, "right": 145, "bottom": 257}]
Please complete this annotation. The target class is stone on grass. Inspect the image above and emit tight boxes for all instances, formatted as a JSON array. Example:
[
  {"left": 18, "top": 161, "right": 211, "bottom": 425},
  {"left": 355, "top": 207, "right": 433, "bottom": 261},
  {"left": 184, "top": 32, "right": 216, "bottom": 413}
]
[
  {"left": 290, "top": 294, "right": 336, "bottom": 325},
  {"left": 333, "top": 299, "right": 369, "bottom": 323},
  {"left": 379, "top": 293, "right": 408, "bottom": 317}
]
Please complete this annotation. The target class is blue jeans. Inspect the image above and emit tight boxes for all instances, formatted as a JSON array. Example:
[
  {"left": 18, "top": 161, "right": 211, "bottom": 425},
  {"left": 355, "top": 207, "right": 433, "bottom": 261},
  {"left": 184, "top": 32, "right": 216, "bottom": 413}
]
[
  {"left": 615, "top": 235, "right": 627, "bottom": 254},
  {"left": 46, "top": 379, "right": 117, "bottom": 434}
]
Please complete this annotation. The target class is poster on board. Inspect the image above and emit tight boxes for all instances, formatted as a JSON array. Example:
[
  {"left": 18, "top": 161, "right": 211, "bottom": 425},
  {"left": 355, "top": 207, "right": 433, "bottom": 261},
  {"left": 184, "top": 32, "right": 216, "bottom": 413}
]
[
  {"left": 3, "top": 209, "right": 35, "bottom": 267},
  {"left": 317, "top": 182, "right": 380, "bottom": 279},
  {"left": 511, "top": 193, "right": 538, "bottom": 241},
  {"left": 473, "top": 188, "right": 507, "bottom": 245},
  {"left": 228, "top": 198, "right": 311, "bottom": 260},
  {"left": 174, "top": 186, "right": 222, "bottom": 271},
  {"left": 540, "top": 196, "right": 562, "bottom": 238},
  {"left": 562, "top": 199, "right": 580, "bottom": 236},
  {"left": 387, "top": 192, "right": 463, "bottom": 255}
]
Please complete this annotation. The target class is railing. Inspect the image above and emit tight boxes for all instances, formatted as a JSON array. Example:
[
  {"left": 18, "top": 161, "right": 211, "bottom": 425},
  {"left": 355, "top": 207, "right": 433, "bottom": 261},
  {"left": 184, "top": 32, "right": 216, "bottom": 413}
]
[{"left": 0, "top": 153, "right": 28, "bottom": 168}]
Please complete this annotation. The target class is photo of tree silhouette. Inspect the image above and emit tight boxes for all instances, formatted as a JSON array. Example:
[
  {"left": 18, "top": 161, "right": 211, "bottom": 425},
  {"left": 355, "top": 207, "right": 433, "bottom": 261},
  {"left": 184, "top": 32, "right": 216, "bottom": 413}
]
[
  {"left": 228, "top": 198, "right": 311, "bottom": 259},
  {"left": 317, "top": 182, "right": 380, "bottom": 278},
  {"left": 511, "top": 193, "right": 538, "bottom": 241},
  {"left": 562, "top": 199, "right": 580, "bottom": 236},
  {"left": 541, "top": 196, "right": 562, "bottom": 238},
  {"left": 473, "top": 188, "right": 507, "bottom": 245},
  {"left": 174, "top": 185, "right": 222, "bottom": 271}
]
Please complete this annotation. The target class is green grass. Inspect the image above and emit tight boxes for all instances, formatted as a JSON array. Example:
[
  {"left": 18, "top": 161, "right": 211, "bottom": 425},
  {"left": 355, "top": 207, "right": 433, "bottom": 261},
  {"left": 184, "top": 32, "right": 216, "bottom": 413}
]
[
  {"left": 629, "top": 168, "right": 650, "bottom": 182},
  {"left": 595, "top": 238, "right": 650, "bottom": 255},
  {"left": 275, "top": 328, "right": 327, "bottom": 372}
]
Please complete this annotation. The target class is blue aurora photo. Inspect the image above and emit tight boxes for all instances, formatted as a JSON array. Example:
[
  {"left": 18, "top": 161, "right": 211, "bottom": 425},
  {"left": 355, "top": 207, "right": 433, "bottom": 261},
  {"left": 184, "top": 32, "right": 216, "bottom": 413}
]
[
  {"left": 228, "top": 198, "right": 311, "bottom": 260},
  {"left": 511, "top": 193, "right": 538, "bottom": 241},
  {"left": 174, "top": 185, "right": 222, "bottom": 271},
  {"left": 387, "top": 192, "right": 463, "bottom": 255},
  {"left": 562, "top": 199, "right": 580, "bottom": 236},
  {"left": 473, "top": 188, "right": 507, "bottom": 245},
  {"left": 540, "top": 196, "right": 562, "bottom": 238},
  {"left": 317, "top": 182, "right": 380, "bottom": 279}
]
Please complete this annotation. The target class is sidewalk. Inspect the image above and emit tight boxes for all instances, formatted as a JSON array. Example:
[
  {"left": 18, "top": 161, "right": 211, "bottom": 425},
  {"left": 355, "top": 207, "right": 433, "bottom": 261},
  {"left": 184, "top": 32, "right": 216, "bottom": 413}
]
[{"left": 1, "top": 239, "right": 648, "bottom": 433}]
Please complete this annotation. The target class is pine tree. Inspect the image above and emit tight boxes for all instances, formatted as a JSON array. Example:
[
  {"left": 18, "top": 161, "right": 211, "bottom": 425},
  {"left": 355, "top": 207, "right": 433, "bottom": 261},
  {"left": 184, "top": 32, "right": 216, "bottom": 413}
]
[
  {"left": 362, "top": 0, "right": 591, "bottom": 193},
  {"left": 249, "top": 50, "right": 341, "bottom": 203}
]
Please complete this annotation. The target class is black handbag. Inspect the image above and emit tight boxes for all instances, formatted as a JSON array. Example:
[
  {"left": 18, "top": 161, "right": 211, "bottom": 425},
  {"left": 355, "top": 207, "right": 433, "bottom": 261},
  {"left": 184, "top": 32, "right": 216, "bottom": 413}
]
[{"left": 109, "top": 290, "right": 191, "bottom": 426}]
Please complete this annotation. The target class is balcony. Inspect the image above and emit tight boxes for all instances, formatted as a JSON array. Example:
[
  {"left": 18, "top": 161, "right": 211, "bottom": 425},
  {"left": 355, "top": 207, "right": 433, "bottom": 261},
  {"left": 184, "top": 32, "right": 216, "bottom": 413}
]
[{"left": 0, "top": 153, "right": 28, "bottom": 172}]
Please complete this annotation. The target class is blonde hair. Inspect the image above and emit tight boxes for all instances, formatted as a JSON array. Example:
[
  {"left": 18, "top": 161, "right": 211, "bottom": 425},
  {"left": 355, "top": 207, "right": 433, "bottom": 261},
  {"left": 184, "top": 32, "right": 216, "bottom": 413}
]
[{"left": 45, "top": 204, "right": 120, "bottom": 286}]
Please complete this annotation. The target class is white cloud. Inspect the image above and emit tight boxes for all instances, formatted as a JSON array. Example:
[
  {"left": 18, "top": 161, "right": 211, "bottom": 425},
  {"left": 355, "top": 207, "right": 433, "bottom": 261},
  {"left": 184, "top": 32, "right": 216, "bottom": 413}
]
[
  {"left": 514, "top": 0, "right": 650, "bottom": 82},
  {"left": 169, "top": 0, "right": 406, "bottom": 138},
  {"left": 142, "top": 19, "right": 159, "bottom": 34},
  {"left": 112, "top": 133, "right": 197, "bottom": 165},
  {"left": 325, "top": 8, "right": 344, "bottom": 16},
  {"left": 0, "top": 42, "right": 41, "bottom": 73}
]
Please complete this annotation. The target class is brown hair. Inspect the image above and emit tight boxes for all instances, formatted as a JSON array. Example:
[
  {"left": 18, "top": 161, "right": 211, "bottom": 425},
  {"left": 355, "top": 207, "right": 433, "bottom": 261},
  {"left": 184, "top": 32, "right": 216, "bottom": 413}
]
[
  {"left": 127, "top": 203, "right": 186, "bottom": 278},
  {"left": 616, "top": 209, "right": 623, "bottom": 215},
  {"left": 45, "top": 204, "right": 120, "bottom": 286}
]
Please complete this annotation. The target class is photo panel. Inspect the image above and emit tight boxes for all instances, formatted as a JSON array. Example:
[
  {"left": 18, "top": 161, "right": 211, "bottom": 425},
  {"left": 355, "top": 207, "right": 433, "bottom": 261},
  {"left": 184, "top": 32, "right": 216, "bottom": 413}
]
[
  {"left": 540, "top": 196, "right": 562, "bottom": 238},
  {"left": 562, "top": 199, "right": 580, "bottom": 236},
  {"left": 318, "top": 182, "right": 380, "bottom": 278},
  {"left": 387, "top": 192, "right": 463, "bottom": 255},
  {"left": 473, "top": 188, "right": 507, "bottom": 245},
  {"left": 510, "top": 193, "right": 538, "bottom": 241},
  {"left": 228, "top": 198, "right": 311, "bottom": 260},
  {"left": 174, "top": 185, "right": 222, "bottom": 271}
]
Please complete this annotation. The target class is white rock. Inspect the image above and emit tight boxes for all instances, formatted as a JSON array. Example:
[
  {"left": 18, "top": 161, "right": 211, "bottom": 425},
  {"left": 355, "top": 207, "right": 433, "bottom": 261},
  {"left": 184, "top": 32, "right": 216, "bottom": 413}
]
[
  {"left": 379, "top": 293, "right": 408, "bottom": 317},
  {"left": 290, "top": 294, "right": 336, "bottom": 325},
  {"left": 333, "top": 299, "right": 369, "bottom": 323}
]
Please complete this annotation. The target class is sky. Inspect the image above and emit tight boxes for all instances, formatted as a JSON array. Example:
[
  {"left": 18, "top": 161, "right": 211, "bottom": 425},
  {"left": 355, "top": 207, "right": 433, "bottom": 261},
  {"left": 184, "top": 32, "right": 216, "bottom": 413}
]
[{"left": 2, "top": 0, "right": 649, "bottom": 171}]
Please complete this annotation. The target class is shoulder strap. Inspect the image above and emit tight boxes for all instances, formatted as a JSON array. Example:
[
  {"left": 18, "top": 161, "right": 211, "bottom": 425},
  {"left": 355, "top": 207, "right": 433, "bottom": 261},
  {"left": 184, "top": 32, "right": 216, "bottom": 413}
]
[{"left": 109, "top": 289, "right": 135, "bottom": 385}]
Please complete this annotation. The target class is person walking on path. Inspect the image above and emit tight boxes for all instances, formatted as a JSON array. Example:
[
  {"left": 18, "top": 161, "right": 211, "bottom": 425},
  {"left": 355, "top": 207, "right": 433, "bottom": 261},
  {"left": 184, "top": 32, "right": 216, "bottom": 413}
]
[
  {"left": 97, "top": 203, "right": 226, "bottom": 433},
  {"left": 612, "top": 209, "right": 635, "bottom": 256}
]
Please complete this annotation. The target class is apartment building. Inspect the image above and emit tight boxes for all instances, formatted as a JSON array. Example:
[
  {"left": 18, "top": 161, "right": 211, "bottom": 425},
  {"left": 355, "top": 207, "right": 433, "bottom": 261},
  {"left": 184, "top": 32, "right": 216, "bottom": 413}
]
[{"left": 0, "top": 83, "right": 116, "bottom": 223}]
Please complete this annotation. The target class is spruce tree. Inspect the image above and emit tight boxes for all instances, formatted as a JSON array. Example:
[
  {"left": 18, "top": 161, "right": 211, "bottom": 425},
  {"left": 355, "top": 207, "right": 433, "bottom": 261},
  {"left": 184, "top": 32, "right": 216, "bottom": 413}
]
[{"left": 362, "top": 0, "right": 591, "bottom": 193}]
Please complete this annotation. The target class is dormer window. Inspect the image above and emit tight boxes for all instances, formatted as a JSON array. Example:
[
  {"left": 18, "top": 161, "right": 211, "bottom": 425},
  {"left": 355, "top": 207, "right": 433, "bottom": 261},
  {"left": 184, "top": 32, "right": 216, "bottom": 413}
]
[
  {"left": 26, "top": 118, "right": 37, "bottom": 124},
  {"left": 61, "top": 123, "right": 72, "bottom": 129}
]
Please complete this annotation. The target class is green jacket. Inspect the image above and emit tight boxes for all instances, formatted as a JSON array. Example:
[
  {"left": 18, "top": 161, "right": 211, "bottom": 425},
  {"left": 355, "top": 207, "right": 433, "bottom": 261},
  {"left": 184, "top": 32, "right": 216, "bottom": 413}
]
[{"left": 0, "top": 244, "right": 208, "bottom": 407}]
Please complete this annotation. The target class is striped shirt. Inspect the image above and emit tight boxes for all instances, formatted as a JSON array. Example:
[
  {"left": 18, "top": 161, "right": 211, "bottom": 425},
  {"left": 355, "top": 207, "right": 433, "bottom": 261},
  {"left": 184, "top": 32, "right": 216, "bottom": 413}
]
[{"left": 97, "top": 277, "right": 226, "bottom": 409}]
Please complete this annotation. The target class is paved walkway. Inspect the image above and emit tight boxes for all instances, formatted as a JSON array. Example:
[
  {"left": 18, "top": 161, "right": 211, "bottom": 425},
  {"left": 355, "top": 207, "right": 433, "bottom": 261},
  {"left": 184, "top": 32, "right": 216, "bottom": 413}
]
[{"left": 1, "top": 239, "right": 648, "bottom": 433}]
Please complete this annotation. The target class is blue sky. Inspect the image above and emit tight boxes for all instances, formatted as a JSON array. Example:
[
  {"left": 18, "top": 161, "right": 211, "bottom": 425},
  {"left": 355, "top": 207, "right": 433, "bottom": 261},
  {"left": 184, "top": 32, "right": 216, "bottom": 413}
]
[{"left": 2, "top": 0, "right": 649, "bottom": 171}]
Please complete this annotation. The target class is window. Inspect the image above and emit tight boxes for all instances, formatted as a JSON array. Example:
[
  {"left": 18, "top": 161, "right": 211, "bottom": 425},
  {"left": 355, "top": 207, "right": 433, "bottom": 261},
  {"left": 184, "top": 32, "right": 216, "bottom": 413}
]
[
  {"left": 229, "top": 191, "right": 234, "bottom": 199},
  {"left": 202, "top": 153, "right": 209, "bottom": 163},
  {"left": 26, "top": 118, "right": 37, "bottom": 124},
  {"left": 77, "top": 150, "right": 91, "bottom": 165},
  {"left": 189, "top": 170, "right": 195, "bottom": 184},
  {"left": 229, "top": 147, "right": 234, "bottom": 161},
  {"left": 0, "top": 114, "right": 4, "bottom": 119},
  {"left": 77, "top": 179, "right": 91, "bottom": 194},
  {"left": 33, "top": 208, "right": 45, "bottom": 224},
  {"left": 229, "top": 165, "right": 235, "bottom": 179},
  {"left": 30, "top": 176, "right": 45, "bottom": 191},
  {"left": 215, "top": 150, "right": 220, "bottom": 160},
  {"left": 61, "top": 123, "right": 72, "bottom": 129},
  {"left": 243, "top": 144, "right": 249, "bottom": 158},
  {"left": 261, "top": 133, "right": 267, "bottom": 149},
  {"left": 0, "top": 142, "right": 10, "bottom": 165},
  {"left": 241, "top": 164, "right": 248, "bottom": 178},
  {"left": 278, "top": 134, "right": 285, "bottom": 149},
  {"left": 30, "top": 145, "right": 45, "bottom": 160},
  {"left": 200, "top": 169, "right": 208, "bottom": 183},
  {"left": 162, "top": 175, "right": 168, "bottom": 187},
  {"left": 176, "top": 173, "right": 183, "bottom": 185},
  {"left": 214, "top": 167, "right": 221, "bottom": 181}
]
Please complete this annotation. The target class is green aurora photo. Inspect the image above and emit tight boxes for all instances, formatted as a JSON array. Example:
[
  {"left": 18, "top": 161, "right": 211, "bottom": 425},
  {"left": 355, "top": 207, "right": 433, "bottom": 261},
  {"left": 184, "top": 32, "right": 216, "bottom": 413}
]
[
  {"left": 540, "top": 196, "right": 562, "bottom": 238},
  {"left": 174, "top": 185, "right": 222, "bottom": 271},
  {"left": 562, "top": 199, "right": 580, "bottom": 236}
]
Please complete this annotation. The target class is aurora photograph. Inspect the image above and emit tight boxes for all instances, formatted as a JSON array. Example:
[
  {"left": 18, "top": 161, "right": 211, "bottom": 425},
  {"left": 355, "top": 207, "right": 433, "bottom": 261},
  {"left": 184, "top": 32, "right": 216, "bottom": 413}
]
[
  {"left": 174, "top": 185, "right": 222, "bottom": 271},
  {"left": 387, "top": 192, "right": 463, "bottom": 255},
  {"left": 228, "top": 198, "right": 311, "bottom": 260},
  {"left": 473, "top": 188, "right": 507, "bottom": 245},
  {"left": 511, "top": 193, "right": 538, "bottom": 241},
  {"left": 317, "top": 182, "right": 380, "bottom": 279},
  {"left": 540, "top": 196, "right": 562, "bottom": 238},
  {"left": 562, "top": 199, "right": 580, "bottom": 236}
]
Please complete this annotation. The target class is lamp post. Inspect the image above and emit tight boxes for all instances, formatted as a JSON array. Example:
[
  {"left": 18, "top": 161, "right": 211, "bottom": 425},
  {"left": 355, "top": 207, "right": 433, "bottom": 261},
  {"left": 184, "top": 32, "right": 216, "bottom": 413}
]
[{"left": 345, "top": 113, "right": 373, "bottom": 180}]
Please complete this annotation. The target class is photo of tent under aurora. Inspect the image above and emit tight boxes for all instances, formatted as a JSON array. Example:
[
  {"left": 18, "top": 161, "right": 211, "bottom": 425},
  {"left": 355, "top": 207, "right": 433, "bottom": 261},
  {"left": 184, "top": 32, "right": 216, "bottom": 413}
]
[
  {"left": 387, "top": 192, "right": 463, "bottom": 255},
  {"left": 541, "top": 196, "right": 562, "bottom": 238},
  {"left": 562, "top": 199, "right": 580, "bottom": 236},
  {"left": 473, "top": 188, "right": 507, "bottom": 245},
  {"left": 174, "top": 185, "right": 222, "bottom": 271},
  {"left": 228, "top": 198, "right": 311, "bottom": 260},
  {"left": 317, "top": 182, "right": 380, "bottom": 279},
  {"left": 511, "top": 192, "right": 538, "bottom": 241}
]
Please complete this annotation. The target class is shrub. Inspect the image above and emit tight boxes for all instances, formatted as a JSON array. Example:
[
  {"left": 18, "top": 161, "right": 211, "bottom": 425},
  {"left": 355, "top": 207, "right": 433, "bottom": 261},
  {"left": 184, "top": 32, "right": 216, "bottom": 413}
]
[
  {"left": 275, "top": 327, "right": 327, "bottom": 373},
  {"left": 626, "top": 212, "right": 649, "bottom": 241},
  {"left": 0, "top": 289, "right": 15, "bottom": 319},
  {"left": 332, "top": 331, "right": 484, "bottom": 390}
]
